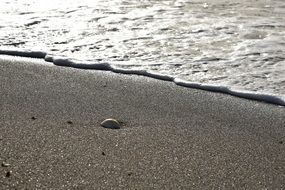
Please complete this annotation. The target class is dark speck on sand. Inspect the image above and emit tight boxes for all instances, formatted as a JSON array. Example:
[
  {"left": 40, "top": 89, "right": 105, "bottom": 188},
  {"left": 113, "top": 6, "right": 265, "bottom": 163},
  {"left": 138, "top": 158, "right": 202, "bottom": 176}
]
[
  {"left": 127, "top": 172, "right": 133, "bottom": 176},
  {"left": 5, "top": 171, "right": 12, "bottom": 178}
]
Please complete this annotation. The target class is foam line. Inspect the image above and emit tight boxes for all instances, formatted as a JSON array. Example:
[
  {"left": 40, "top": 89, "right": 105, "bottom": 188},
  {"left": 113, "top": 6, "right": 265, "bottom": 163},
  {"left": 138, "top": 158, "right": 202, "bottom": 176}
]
[
  {"left": 174, "top": 78, "right": 285, "bottom": 106},
  {"left": 0, "top": 49, "right": 284, "bottom": 107},
  {"left": 51, "top": 58, "right": 112, "bottom": 70},
  {"left": 0, "top": 49, "right": 47, "bottom": 59},
  {"left": 112, "top": 68, "right": 174, "bottom": 81}
]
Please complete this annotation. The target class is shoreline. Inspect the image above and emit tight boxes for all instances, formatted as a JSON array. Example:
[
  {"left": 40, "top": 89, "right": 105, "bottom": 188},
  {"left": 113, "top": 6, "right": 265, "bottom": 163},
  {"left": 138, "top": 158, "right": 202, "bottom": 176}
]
[
  {"left": 0, "top": 50, "right": 284, "bottom": 107},
  {"left": 0, "top": 56, "right": 284, "bottom": 189}
]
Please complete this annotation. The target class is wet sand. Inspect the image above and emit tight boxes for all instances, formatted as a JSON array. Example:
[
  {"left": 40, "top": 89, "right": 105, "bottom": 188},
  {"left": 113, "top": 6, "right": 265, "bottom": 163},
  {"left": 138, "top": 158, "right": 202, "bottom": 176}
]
[{"left": 0, "top": 55, "right": 284, "bottom": 189}]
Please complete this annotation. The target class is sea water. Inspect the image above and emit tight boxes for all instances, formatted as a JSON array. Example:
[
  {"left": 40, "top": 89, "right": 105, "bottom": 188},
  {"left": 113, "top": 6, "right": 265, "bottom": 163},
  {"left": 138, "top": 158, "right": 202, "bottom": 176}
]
[{"left": 0, "top": 0, "right": 285, "bottom": 105}]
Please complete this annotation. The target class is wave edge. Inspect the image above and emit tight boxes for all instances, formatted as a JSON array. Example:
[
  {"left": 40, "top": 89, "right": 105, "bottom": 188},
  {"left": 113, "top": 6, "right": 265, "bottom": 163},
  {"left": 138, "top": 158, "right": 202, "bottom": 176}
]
[{"left": 0, "top": 49, "right": 284, "bottom": 107}]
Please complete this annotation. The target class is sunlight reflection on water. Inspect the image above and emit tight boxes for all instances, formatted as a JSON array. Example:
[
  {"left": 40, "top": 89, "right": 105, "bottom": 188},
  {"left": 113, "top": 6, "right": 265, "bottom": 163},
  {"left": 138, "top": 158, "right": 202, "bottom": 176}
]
[{"left": 0, "top": 0, "right": 285, "bottom": 95}]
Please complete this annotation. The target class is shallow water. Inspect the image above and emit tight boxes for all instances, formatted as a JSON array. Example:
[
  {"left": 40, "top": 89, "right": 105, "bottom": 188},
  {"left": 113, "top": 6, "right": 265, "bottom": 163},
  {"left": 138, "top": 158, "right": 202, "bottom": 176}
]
[{"left": 1, "top": 0, "right": 285, "bottom": 95}]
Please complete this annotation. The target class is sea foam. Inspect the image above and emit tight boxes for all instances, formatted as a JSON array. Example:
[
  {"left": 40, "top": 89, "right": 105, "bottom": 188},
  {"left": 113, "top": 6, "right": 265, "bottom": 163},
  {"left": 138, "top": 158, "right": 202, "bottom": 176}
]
[
  {"left": 1, "top": 0, "right": 285, "bottom": 97},
  {"left": 0, "top": 49, "right": 284, "bottom": 107}
]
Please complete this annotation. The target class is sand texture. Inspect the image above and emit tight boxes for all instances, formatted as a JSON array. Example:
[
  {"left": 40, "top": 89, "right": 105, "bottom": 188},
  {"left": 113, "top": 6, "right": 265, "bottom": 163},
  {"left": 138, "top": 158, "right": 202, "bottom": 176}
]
[{"left": 0, "top": 56, "right": 284, "bottom": 189}]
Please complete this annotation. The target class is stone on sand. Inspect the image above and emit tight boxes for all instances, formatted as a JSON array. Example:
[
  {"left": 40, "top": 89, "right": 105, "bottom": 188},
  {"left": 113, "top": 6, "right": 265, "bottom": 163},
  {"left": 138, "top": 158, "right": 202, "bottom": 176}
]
[{"left": 100, "top": 119, "right": 120, "bottom": 129}]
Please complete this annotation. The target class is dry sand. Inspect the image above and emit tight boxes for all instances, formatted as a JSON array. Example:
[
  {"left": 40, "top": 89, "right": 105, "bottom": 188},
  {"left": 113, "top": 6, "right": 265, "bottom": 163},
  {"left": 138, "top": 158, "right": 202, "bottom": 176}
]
[{"left": 0, "top": 55, "right": 284, "bottom": 189}]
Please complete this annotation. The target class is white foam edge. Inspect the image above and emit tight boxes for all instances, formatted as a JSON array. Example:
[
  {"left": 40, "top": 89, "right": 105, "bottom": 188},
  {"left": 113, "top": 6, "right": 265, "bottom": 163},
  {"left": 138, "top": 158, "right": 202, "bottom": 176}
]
[
  {"left": 0, "top": 49, "right": 284, "bottom": 107},
  {"left": 174, "top": 78, "right": 285, "bottom": 107},
  {"left": 0, "top": 49, "right": 47, "bottom": 58}
]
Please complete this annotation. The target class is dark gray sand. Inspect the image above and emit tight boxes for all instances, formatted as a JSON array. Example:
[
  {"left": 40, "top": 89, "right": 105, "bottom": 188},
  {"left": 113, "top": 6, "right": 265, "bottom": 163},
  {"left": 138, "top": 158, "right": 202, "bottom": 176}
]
[{"left": 0, "top": 56, "right": 284, "bottom": 189}]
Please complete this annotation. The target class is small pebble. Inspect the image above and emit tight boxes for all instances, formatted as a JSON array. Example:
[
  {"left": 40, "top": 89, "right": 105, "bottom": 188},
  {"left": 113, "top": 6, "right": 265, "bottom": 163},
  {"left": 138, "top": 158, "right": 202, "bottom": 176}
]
[
  {"left": 1, "top": 162, "right": 10, "bottom": 167},
  {"left": 67, "top": 121, "right": 73, "bottom": 124},
  {"left": 279, "top": 141, "right": 283, "bottom": 144},
  {"left": 5, "top": 171, "right": 12, "bottom": 177},
  {"left": 203, "top": 3, "right": 209, "bottom": 8},
  {"left": 31, "top": 116, "right": 36, "bottom": 120},
  {"left": 101, "top": 119, "right": 120, "bottom": 129},
  {"left": 102, "top": 152, "right": 106, "bottom": 156}
]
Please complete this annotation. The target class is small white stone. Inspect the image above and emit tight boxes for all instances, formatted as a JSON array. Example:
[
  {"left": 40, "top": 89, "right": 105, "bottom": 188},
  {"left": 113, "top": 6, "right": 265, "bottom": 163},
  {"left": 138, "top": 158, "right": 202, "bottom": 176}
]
[
  {"left": 101, "top": 119, "right": 120, "bottom": 129},
  {"left": 203, "top": 3, "right": 209, "bottom": 8}
]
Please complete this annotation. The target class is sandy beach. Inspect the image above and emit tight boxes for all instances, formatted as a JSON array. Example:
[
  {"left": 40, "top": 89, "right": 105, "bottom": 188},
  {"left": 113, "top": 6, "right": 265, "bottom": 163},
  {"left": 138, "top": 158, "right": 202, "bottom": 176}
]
[{"left": 0, "top": 55, "right": 284, "bottom": 189}]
